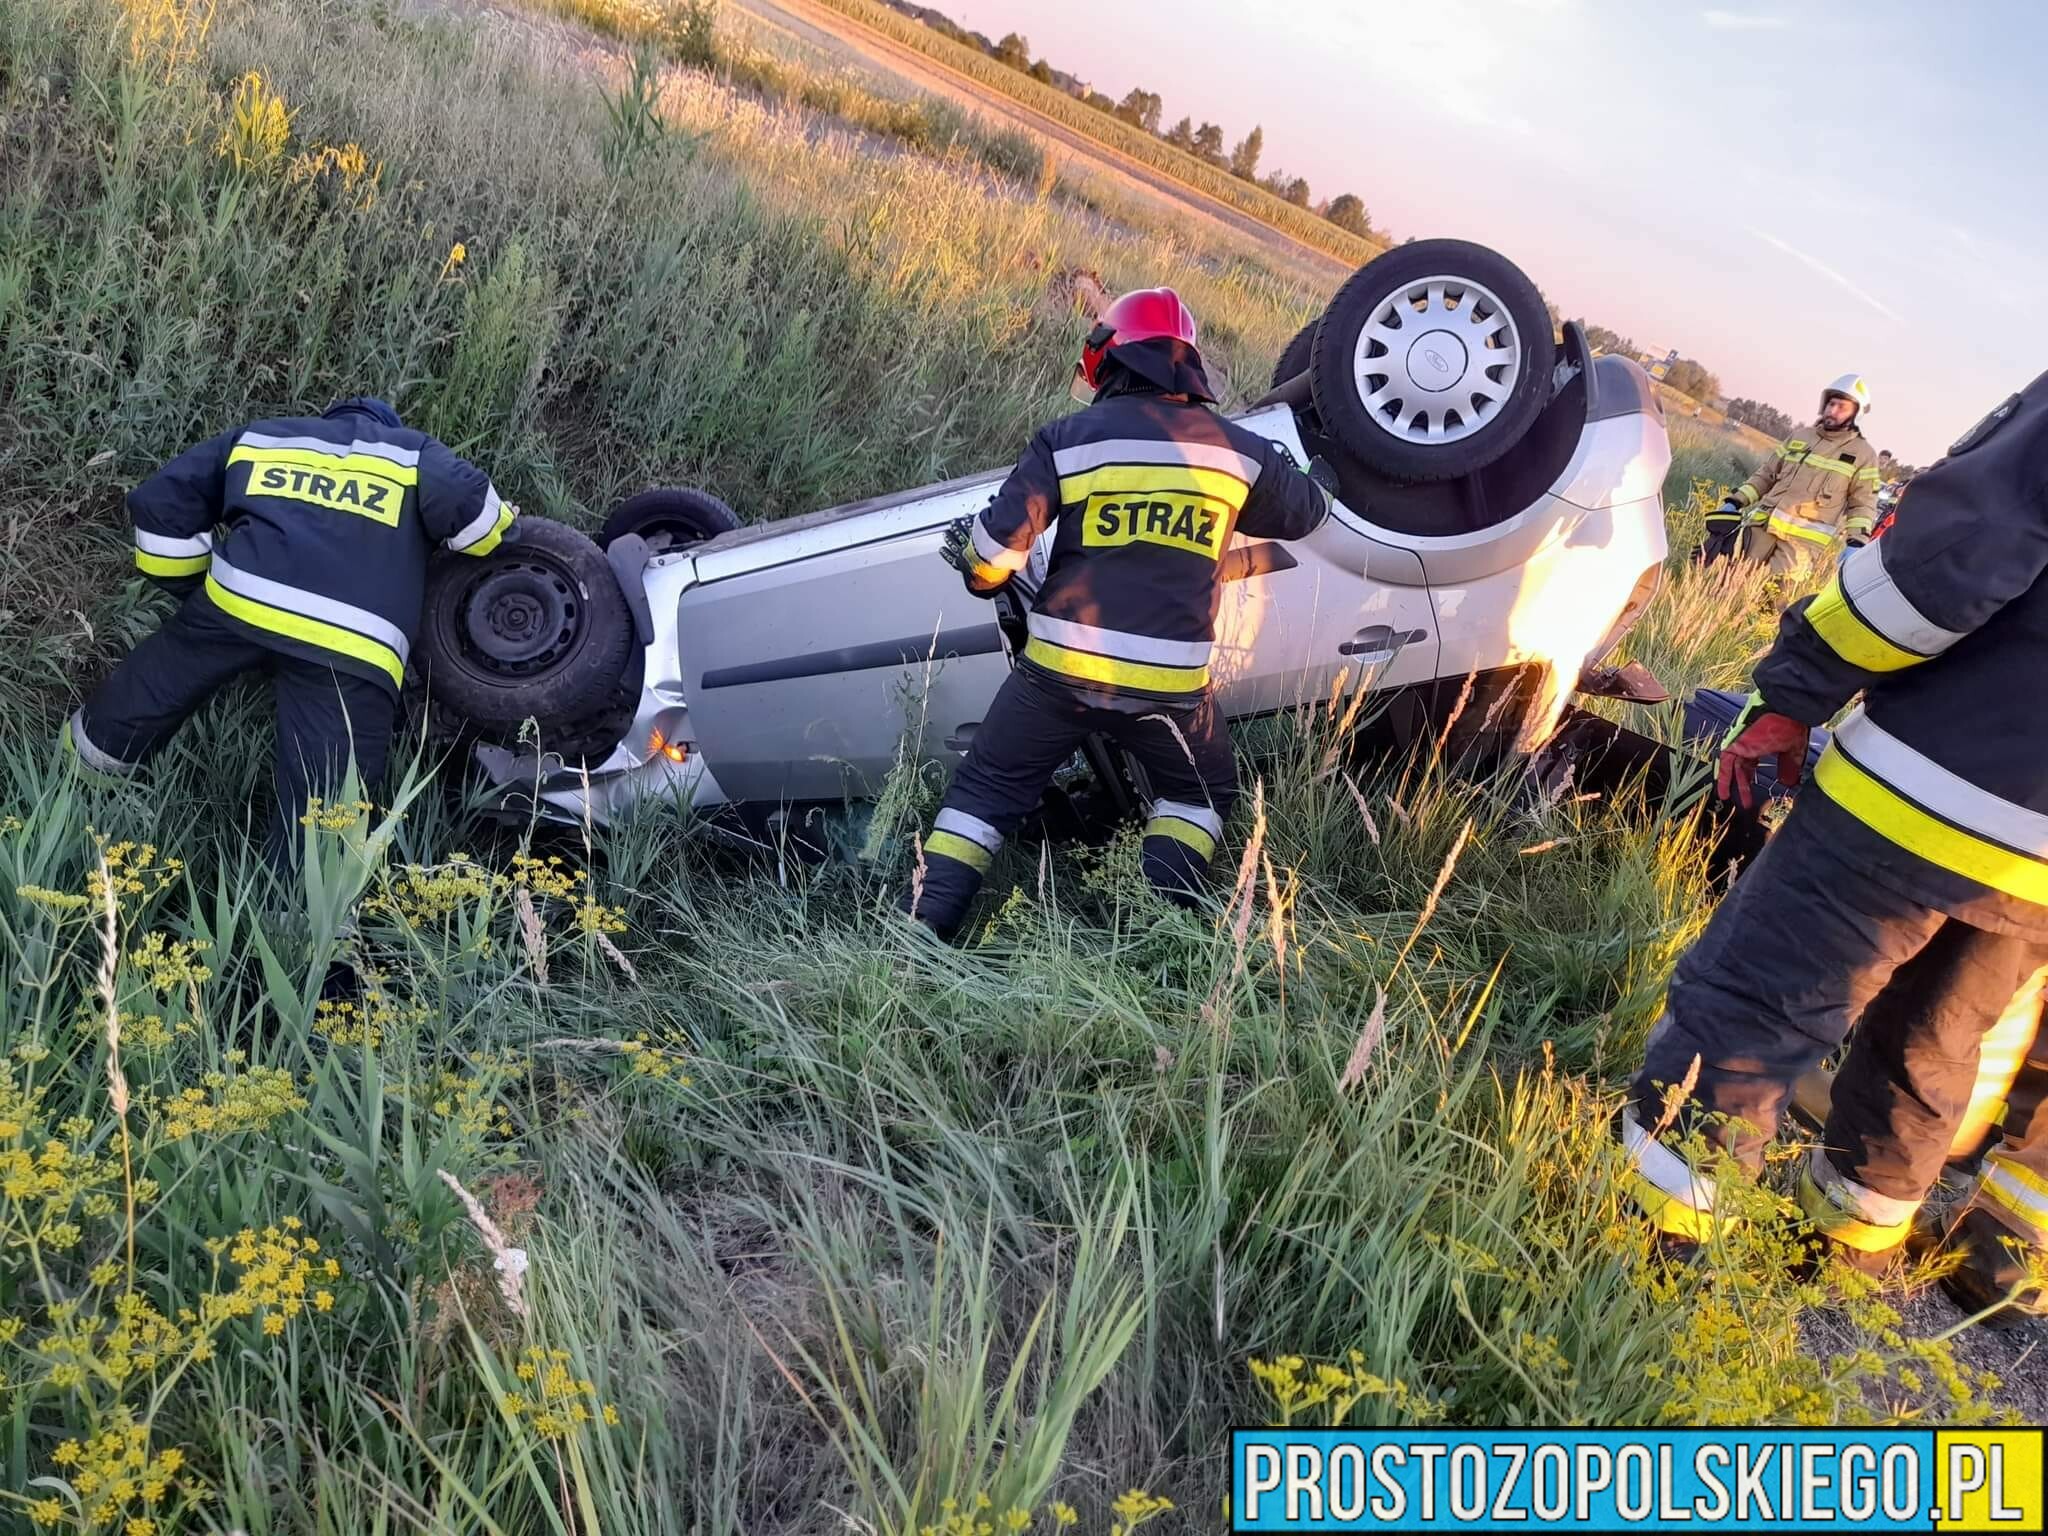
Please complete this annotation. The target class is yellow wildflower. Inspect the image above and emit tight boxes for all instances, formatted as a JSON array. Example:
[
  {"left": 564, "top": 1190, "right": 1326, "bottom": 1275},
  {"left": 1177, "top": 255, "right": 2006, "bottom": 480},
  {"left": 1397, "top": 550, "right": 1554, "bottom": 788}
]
[{"left": 160, "top": 1065, "right": 305, "bottom": 1140}]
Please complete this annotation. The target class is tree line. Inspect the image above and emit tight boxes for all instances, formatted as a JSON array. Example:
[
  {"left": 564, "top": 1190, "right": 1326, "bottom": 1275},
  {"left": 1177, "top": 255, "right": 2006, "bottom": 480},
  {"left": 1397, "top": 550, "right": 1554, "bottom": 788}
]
[{"left": 883, "top": 2, "right": 1376, "bottom": 239}]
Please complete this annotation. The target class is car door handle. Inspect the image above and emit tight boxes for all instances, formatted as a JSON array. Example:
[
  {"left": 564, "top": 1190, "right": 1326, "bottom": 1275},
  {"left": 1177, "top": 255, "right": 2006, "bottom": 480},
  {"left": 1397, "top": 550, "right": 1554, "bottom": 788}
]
[{"left": 1340, "top": 625, "right": 1428, "bottom": 657}]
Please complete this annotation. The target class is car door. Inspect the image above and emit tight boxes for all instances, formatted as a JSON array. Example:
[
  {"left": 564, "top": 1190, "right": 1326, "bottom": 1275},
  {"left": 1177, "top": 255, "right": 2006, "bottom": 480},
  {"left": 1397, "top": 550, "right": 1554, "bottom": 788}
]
[
  {"left": 672, "top": 473, "right": 1016, "bottom": 805},
  {"left": 1210, "top": 409, "right": 1440, "bottom": 719}
]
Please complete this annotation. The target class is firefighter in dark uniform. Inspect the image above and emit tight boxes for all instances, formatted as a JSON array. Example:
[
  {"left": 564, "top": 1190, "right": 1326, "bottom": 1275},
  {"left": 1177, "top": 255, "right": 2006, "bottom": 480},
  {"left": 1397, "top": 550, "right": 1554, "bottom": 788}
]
[
  {"left": 901, "top": 289, "right": 1335, "bottom": 940},
  {"left": 1623, "top": 369, "right": 2048, "bottom": 1322},
  {"left": 66, "top": 397, "right": 516, "bottom": 870}
]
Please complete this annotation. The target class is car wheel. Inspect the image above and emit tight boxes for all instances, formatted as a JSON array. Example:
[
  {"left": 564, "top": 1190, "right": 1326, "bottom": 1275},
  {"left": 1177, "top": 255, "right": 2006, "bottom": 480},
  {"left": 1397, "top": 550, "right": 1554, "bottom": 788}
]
[
  {"left": 598, "top": 486, "right": 740, "bottom": 553},
  {"left": 1272, "top": 321, "right": 1316, "bottom": 389},
  {"left": 1310, "top": 240, "right": 1552, "bottom": 483},
  {"left": 420, "top": 516, "right": 635, "bottom": 746}
]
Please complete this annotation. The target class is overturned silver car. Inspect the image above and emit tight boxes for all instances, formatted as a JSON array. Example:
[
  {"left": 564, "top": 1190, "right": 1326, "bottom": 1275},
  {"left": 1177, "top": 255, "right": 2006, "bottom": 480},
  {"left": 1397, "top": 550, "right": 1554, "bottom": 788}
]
[{"left": 416, "top": 241, "right": 1672, "bottom": 838}]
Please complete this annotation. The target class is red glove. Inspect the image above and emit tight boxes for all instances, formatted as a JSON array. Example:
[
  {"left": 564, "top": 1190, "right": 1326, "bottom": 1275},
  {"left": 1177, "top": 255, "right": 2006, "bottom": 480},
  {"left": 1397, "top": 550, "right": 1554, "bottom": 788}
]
[{"left": 1717, "top": 711, "right": 1811, "bottom": 809}]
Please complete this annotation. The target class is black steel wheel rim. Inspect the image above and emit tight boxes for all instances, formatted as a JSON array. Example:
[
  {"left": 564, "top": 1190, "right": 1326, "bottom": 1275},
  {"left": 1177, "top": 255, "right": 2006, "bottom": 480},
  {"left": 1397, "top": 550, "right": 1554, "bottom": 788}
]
[{"left": 445, "top": 555, "right": 585, "bottom": 682}]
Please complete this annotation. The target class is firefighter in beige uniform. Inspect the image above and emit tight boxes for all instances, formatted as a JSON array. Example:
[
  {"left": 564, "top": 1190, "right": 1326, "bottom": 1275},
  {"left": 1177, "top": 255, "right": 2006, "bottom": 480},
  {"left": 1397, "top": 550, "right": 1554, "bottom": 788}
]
[{"left": 1707, "top": 375, "right": 1882, "bottom": 573}]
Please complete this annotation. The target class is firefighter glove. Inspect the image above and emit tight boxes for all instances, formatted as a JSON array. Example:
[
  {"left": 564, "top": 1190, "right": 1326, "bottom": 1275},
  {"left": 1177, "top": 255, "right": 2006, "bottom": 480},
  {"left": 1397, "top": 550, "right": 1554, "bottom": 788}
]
[
  {"left": 1717, "top": 708, "right": 1811, "bottom": 809},
  {"left": 939, "top": 515, "right": 996, "bottom": 598}
]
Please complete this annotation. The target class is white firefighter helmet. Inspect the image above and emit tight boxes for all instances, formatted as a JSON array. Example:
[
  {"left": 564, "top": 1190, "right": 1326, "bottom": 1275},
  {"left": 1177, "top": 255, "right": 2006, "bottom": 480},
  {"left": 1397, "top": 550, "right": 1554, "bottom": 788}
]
[{"left": 1822, "top": 373, "right": 1872, "bottom": 419}]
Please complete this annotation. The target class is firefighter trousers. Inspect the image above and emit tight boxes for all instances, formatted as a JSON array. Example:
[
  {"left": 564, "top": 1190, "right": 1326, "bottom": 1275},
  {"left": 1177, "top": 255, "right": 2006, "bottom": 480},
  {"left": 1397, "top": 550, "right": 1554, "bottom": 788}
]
[
  {"left": 901, "top": 668, "right": 1236, "bottom": 940},
  {"left": 1961, "top": 1033, "right": 2048, "bottom": 1254},
  {"left": 1628, "top": 794, "right": 2046, "bottom": 1247},
  {"left": 70, "top": 592, "right": 396, "bottom": 874}
]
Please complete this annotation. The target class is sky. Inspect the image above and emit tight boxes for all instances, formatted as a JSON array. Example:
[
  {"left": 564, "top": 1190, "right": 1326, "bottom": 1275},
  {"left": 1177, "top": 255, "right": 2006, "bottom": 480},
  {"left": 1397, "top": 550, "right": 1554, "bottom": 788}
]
[{"left": 927, "top": 0, "right": 2046, "bottom": 464}]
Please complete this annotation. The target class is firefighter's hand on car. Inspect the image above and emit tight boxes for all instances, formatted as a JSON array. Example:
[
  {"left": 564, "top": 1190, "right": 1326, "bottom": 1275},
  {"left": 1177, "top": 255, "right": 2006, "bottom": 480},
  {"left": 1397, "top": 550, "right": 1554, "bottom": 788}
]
[
  {"left": 1717, "top": 709, "right": 1811, "bottom": 808},
  {"left": 939, "top": 515, "right": 999, "bottom": 597}
]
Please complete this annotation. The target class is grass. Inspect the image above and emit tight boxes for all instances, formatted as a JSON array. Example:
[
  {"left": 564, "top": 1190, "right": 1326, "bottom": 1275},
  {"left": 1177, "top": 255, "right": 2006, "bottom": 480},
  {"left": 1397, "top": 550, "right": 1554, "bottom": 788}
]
[{"left": 0, "top": 1, "right": 2019, "bottom": 1532}]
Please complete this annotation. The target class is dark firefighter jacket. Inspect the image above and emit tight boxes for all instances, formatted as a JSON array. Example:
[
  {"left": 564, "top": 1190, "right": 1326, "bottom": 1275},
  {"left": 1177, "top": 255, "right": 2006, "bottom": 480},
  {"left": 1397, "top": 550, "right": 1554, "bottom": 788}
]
[
  {"left": 1736, "top": 418, "right": 1883, "bottom": 547},
  {"left": 127, "top": 413, "right": 514, "bottom": 694},
  {"left": 1751, "top": 369, "right": 2048, "bottom": 939},
  {"left": 961, "top": 391, "right": 1332, "bottom": 709}
]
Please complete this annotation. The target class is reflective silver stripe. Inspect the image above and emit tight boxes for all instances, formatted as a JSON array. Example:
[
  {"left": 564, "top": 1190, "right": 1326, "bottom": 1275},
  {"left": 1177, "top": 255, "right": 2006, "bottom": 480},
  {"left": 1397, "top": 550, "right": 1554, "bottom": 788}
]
[
  {"left": 446, "top": 486, "right": 505, "bottom": 552},
  {"left": 1620, "top": 1108, "right": 1717, "bottom": 1211},
  {"left": 1051, "top": 439, "right": 1261, "bottom": 484},
  {"left": 1838, "top": 540, "right": 1965, "bottom": 658},
  {"left": 1833, "top": 708, "right": 2048, "bottom": 858},
  {"left": 1149, "top": 798, "right": 1223, "bottom": 840},
  {"left": 1808, "top": 1147, "right": 1917, "bottom": 1227},
  {"left": 1980, "top": 1155, "right": 2048, "bottom": 1234},
  {"left": 934, "top": 808, "right": 1004, "bottom": 853},
  {"left": 208, "top": 554, "right": 412, "bottom": 665},
  {"left": 1025, "top": 612, "right": 1212, "bottom": 667},
  {"left": 235, "top": 431, "right": 420, "bottom": 467},
  {"left": 135, "top": 529, "right": 213, "bottom": 558},
  {"left": 69, "top": 711, "right": 140, "bottom": 775},
  {"left": 969, "top": 516, "right": 1029, "bottom": 573}
]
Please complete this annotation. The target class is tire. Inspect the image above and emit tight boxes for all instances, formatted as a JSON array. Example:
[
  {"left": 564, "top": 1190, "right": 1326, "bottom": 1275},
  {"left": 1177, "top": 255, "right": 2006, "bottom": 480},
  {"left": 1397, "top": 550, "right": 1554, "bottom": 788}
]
[
  {"left": 1272, "top": 321, "right": 1316, "bottom": 390},
  {"left": 1310, "top": 240, "right": 1552, "bottom": 483},
  {"left": 599, "top": 486, "right": 739, "bottom": 554},
  {"left": 420, "top": 516, "right": 635, "bottom": 746}
]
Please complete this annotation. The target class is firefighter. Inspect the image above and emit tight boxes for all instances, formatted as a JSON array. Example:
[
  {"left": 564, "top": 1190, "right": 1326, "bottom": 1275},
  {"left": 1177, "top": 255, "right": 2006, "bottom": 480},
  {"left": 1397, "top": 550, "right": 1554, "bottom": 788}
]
[
  {"left": 900, "top": 289, "right": 1335, "bottom": 941},
  {"left": 1699, "top": 375, "right": 1881, "bottom": 570},
  {"left": 1622, "top": 370, "right": 2048, "bottom": 1321},
  {"left": 66, "top": 397, "right": 516, "bottom": 871}
]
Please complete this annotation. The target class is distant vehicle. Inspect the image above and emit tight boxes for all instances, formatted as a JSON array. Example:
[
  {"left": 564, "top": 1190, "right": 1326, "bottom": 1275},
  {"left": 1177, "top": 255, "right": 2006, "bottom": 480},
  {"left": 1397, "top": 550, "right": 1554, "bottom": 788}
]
[{"left": 415, "top": 241, "right": 1673, "bottom": 838}]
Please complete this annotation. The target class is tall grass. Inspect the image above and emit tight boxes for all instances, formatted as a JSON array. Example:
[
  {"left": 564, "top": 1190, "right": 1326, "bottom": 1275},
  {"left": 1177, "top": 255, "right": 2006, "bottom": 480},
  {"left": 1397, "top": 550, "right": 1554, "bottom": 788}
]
[
  {"left": 0, "top": 2, "right": 2019, "bottom": 1533},
  {"left": 0, "top": 0, "right": 1320, "bottom": 721}
]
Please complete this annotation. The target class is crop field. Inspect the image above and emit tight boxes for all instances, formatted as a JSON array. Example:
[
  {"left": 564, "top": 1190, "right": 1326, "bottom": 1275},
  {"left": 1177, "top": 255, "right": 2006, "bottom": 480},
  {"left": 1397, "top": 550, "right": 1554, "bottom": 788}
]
[{"left": 0, "top": 1, "right": 2035, "bottom": 1533}]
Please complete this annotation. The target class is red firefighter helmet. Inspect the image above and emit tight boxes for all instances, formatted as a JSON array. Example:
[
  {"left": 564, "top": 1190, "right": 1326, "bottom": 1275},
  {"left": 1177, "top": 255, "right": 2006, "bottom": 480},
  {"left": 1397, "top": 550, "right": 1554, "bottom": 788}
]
[{"left": 1078, "top": 287, "right": 1201, "bottom": 391}]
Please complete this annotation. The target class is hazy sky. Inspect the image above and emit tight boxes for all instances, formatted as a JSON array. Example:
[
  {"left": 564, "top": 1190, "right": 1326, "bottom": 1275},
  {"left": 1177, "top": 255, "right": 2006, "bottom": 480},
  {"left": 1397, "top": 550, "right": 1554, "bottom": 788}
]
[{"left": 932, "top": 0, "right": 2044, "bottom": 463}]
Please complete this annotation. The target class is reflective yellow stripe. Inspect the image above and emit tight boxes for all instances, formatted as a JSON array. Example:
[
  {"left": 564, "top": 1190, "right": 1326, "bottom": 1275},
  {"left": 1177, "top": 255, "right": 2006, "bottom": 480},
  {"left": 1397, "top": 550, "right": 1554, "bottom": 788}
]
[
  {"left": 1056, "top": 464, "right": 1251, "bottom": 508},
  {"left": 457, "top": 504, "right": 515, "bottom": 558},
  {"left": 1814, "top": 744, "right": 2048, "bottom": 906},
  {"left": 1627, "top": 1174, "right": 1733, "bottom": 1242},
  {"left": 924, "top": 829, "right": 992, "bottom": 872},
  {"left": 1855, "top": 467, "right": 1882, "bottom": 483},
  {"left": 1979, "top": 1162, "right": 2048, "bottom": 1236},
  {"left": 1798, "top": 1170, "right": 1910, "bottom": 1253},
  {"left": 1805, "top": 574, "right": 1926, "bottom": 671},
  {"left": 1023, "top": 637, "right": 1208, "bottom": 695},
  {"left": 1145, "top": 816, "right": 1217, "bottom": 860},
  {"left": 1988, "top": 1154, "right": 2048, "bottom": 1202},
  {"left": 1800, "top": 454, "right": 1856, "bottom": 480},
  {"left": 227, "top": 444, "right": 420, "bottom": 485},
  {"left": 1733, "top": 484, "right": 1760, "bottom": 507},
  {"left": 1766, "top": 511, "right": 1837, "bottom": 547},
  {"left": 136, "top": 550, "right": 211, "bottom": 578},
  {"left": 204, "top": 574, "right": 405, "bottom": 689}
]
